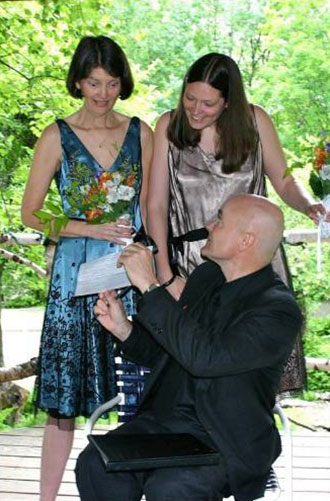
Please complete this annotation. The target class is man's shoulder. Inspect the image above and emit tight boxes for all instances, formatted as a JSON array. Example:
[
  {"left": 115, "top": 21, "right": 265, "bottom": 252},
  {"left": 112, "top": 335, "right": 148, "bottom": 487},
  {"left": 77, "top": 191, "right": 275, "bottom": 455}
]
[
  {"left": 189, "top": 261, "right": 225, "bottom": 286},
  {"left": 234, "top": 265, "right": 301, "bottom": 317},
  {"left": 250, "top": 272, "right": 302, "bottom": 320},
  {"left": 180, "top": 261, "right": 225, "bottom": 305}
]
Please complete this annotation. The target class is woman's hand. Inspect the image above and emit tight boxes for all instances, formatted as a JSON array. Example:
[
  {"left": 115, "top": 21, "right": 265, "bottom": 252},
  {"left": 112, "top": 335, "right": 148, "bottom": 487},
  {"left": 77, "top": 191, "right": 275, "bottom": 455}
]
[
  {"left": 165, "top": 276, "right": 186, "bottom": 301},
  {"left": 86, "top": 218, "right": 133, "bottom": 244},
  {"left": 305, "top": 202, "right": 330, "bottom": 224}
]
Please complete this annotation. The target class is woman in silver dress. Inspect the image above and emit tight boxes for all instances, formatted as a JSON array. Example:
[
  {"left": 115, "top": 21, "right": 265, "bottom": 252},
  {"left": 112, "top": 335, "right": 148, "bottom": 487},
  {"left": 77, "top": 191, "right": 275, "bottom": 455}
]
[{"left": 147, "top": 52, "right": 327, "bottom": 391}]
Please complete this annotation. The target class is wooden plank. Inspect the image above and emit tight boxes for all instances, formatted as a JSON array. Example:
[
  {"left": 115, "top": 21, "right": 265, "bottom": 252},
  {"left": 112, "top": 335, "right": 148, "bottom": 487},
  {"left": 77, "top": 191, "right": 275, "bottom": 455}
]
[
  {"left": 292, "top": 446, "right": 330, "bottom": 458},
  {"left": 0, "top": 446, "right": 80, "bottom": 459},
  {"left": 0, "top": 479, "right": 79, "bottom": 496},
  {"left": 0, "top": 495, "right": 79, "bottom": 501},
  {"left": 292, "top": 479, "right": 330, "bottom": 491},
  {"left": 275, "top": 456, "right": 330, "bottom": 468},
  {"left": 293, "top": 468, "right": 330, "bottom": 479},
  {"left": 292, "top": 435, "right": 330, "bottom": 447},
  {"left": 0, "top": 435, "right": 43, "bottom": 446},
  {"left": 0, "top": 446, "right": 42, "bottom": 457},
  {"left": 0, "top": 456, "right": 76, "bottom": 470},
  {"left": 0, "top": 434, "right": 87, "bottom": 450},
  {"left": 0, "top": 466, "right": 75, "bottom": 482},
  {"left": 2, "top": 427, "right": 45, "bottom": 437}
]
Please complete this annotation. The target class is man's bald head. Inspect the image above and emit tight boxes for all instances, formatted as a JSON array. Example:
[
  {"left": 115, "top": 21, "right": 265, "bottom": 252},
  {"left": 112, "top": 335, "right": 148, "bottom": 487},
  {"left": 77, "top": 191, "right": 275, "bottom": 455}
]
[
  {"left": 225, "top": 194, "right": 284, "bottom": 262},
  {"left": 202, "top": 194, "right": 284, "bottom": 280}
]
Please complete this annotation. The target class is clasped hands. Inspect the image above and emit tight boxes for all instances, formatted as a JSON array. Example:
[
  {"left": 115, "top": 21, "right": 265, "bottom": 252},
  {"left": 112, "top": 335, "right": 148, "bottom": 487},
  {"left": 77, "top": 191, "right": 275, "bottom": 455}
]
[{"left": 94, "top": 243, "right": 157, "bottom": 341}]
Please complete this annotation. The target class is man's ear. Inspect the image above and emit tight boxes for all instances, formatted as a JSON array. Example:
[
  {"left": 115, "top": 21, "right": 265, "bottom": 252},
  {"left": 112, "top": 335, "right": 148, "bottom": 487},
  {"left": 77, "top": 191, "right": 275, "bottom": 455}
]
[{"left": 239, "top": 231, "right": 255, "bottom": 251}]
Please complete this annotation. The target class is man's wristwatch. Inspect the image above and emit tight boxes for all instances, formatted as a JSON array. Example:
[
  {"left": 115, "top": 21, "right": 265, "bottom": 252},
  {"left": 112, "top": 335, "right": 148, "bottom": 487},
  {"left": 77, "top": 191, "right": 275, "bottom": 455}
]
[{"left": 144, "top": 282, "right": 160, "bottom": 294}]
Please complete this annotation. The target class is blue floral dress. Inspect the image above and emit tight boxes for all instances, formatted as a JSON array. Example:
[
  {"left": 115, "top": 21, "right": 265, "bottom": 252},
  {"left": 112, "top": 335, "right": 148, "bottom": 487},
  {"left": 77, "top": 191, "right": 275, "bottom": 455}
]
[{"left": 36, "top": 117, "right": 147, "bottom": 418}]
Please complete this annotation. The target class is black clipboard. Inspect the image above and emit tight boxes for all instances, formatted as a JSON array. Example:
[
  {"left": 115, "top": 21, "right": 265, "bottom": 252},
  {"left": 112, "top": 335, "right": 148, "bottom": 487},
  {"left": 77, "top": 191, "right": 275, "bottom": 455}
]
[{"left": 88, "top": 432, "right": 220, "bottom": 471}]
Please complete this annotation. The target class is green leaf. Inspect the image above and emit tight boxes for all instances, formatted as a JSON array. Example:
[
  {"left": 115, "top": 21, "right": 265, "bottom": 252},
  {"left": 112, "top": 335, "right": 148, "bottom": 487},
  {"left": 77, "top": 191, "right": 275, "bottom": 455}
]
[
  {"left": 309, "top": 171, "right": 323, "bottom": 199},
  {"left": 321, "top": 179, "right": 330, "bottom": 197},
  {"left": 44, "top": 220, "right": 51, "bottom": 238},
  {"left": 33, "top": 209, "right": 53, "bottom": 221},
  {"left": 44, "top": 201, "right": 63, "bottom": 215},
  {"left": 53, "top": 217, "right": 64, "bottom": 236}
]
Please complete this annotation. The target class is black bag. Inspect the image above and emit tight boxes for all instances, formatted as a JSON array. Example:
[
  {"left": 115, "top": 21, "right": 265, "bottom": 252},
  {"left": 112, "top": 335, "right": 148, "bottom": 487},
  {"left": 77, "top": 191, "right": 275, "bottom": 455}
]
[{"left": 88, "top": 432, "right": 220, "bottom": 472}]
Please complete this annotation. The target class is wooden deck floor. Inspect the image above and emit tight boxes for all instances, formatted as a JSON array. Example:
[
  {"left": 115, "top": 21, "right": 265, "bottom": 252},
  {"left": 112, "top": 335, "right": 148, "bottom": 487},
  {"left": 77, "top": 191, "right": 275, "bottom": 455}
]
[{"left": 0, "top": 426, "right": 329, "bottom": 501}]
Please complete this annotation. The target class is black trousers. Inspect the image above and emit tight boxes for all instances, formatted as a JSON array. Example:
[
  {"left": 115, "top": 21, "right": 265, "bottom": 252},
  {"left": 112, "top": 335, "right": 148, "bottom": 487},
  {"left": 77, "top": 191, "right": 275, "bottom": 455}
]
[{"left": 75, "top": 414, "right": 229, "bottom": 501}]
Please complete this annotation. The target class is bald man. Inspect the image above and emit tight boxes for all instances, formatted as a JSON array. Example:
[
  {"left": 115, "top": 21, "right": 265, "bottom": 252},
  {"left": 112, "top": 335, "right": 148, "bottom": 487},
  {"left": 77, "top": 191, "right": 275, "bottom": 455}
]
[{"left": 76, "top": 195, "right": 301, "bottom": 501}]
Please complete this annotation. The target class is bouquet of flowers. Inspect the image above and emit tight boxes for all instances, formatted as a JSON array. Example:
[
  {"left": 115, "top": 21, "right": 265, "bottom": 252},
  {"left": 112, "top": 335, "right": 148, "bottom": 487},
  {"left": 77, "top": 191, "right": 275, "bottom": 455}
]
[
  {"left": 34, "top": 162, "right": 138, "bottom": 237},
  {"left": 73, "top": 170, "right": 136, "bottom": 224},
  {"left": 309, "top": 137, "right": 330, "bottom": 238}
]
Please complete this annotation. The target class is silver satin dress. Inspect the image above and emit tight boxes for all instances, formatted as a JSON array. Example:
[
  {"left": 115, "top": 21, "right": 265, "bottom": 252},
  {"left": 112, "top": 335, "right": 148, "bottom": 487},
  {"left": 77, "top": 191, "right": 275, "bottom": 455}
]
[{"left": 168, "top": 124, "right": 305, "bottom": 393}]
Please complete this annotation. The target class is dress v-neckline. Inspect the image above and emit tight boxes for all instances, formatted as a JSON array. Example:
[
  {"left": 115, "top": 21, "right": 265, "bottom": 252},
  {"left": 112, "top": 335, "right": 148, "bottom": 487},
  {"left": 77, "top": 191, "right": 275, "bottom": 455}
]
[{"left": 62, "top": 118, "right": 133, "bottom": 172}]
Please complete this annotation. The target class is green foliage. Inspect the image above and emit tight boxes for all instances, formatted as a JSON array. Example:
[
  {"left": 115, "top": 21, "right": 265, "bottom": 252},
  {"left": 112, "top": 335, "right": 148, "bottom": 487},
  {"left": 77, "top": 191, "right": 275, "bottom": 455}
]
[
  {"left": 303, "top": 317, "right": 330, "bottom": 391},
  {"left": 286, "top": 244, "right": 330, "bottom": 304},
  {"left": 2, "top": 246, "right": 48, "bottom": 307},
  {"left": 251, "top": 0, "right": 330, "bottom": 151},
  {"left": 34, "top": 204, "right": 69, "bottom": 238},
  {"left": 269, "top": 181, "right": 330, "bottom": 393},
  {"left": 309, "top": 170, "right": 324, "bottom": 199},
  {"left": 300, "top": 390, "right": 318, "bottom": 402},
  {"left": 0, "top": 392, "right": 47, "bottom": 431}
]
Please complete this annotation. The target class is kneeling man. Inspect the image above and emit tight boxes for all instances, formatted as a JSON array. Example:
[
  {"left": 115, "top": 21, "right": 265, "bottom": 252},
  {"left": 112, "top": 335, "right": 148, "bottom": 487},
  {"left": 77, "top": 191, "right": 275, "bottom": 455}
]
[{"left": 76, "top": 194, "right": 302, "bottom": 501}]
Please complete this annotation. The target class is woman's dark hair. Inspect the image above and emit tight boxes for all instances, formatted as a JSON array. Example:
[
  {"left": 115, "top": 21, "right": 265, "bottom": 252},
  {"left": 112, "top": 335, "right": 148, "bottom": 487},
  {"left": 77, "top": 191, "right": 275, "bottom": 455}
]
[
  {"left": 168, "top": 53, "right": 256, "bottom": 173},
  {"left": 66, "top": 36, "right": 134, "bottom": 100}
]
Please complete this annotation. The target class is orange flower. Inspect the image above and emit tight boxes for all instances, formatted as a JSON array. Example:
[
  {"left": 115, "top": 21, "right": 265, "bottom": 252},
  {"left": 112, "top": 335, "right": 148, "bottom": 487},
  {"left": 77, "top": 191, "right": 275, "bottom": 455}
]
[
  {"left": 126, "top": 173, "right": 136, "bottom": 187},
  {"left": 98, "top": 172, "right": 112, "bottom": 191},
  {"left": 99, "top": 172, "right": 112, "bottom": 183},
  {"left": 315, "top": 148, "right": 326, "bottom": 168},
  {"left": 86, "top": 208, "right": 104, "bottom": 221}
]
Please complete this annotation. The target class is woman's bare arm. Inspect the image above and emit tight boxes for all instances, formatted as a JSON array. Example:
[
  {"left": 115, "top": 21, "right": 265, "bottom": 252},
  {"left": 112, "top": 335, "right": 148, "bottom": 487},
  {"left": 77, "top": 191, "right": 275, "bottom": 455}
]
[
  {"left": 139, "top": 120, "right": 154, "bottom": 227},
  {"left": 147, "top": 112, "right": 186, "bottom": 299},
  {"left": 254, "top": 105, "right": 326, "bottom": 224}
]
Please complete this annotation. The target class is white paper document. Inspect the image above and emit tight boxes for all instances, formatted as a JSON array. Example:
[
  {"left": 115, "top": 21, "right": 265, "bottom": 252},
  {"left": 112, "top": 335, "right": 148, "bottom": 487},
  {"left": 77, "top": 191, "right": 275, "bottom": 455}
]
[{"left": 74, "top": 251, "right": 131, "bottom": 297}]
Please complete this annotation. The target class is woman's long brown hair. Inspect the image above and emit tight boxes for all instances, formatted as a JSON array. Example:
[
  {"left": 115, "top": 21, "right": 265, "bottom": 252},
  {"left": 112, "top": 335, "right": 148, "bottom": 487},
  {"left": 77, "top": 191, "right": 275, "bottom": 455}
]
[{"left": 167, "top": 53, "right": 256, "bottom": 173}]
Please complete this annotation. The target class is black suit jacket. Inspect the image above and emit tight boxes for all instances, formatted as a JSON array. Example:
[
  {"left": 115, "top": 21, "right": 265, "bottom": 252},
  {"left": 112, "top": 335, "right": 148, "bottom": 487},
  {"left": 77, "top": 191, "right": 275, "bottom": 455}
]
[{"left": 119, "top": 262, "right": 302, "bottom": 501}]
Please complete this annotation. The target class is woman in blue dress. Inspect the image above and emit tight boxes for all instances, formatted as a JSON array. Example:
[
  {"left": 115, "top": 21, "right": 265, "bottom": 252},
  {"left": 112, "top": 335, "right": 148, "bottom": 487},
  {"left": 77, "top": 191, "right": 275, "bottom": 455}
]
[{"left": 21, "top": 36, "right": 153, "bottom": 501}]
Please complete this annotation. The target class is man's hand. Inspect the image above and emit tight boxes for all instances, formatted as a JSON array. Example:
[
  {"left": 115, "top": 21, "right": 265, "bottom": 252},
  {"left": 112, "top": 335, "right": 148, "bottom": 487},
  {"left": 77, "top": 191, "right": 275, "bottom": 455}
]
[
  {"left": 94, "top": 290, "right": 132, "bottom": 341},
  {"left": 117, "top": 242, "right": 158, "bottom": 293}
]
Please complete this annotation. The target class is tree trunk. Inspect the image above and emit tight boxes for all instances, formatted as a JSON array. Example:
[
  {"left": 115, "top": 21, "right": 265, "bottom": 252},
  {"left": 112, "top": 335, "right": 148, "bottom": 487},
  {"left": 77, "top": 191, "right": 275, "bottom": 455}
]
[
  {"left": 0, "top": 232, "right": 43, "bottom": 246},
  {"left": 0, "top": 357, "right": 38, "bottom": 383}
]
